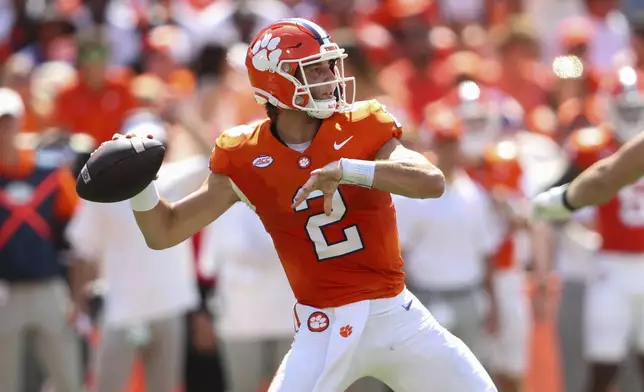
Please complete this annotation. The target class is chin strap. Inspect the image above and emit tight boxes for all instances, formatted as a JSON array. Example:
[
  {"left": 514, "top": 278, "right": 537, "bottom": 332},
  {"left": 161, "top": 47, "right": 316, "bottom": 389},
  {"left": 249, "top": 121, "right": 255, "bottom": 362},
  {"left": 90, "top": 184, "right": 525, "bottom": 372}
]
[{"left": 306, "top": 98, "right": 338, "bottom": 119}]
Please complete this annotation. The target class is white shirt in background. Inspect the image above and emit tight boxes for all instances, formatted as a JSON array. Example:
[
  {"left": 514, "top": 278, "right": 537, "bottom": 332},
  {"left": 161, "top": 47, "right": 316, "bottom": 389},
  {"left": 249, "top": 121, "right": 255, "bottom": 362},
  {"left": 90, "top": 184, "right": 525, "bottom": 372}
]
[
  {"left": 202, "top": 202, "right": 296, "bottom": 341},
  {"left": 394, "top": 172, "right": 501, "bottom": 290},
  {"left": 65, "top": 155, "right": 210, "bottom": 328}
]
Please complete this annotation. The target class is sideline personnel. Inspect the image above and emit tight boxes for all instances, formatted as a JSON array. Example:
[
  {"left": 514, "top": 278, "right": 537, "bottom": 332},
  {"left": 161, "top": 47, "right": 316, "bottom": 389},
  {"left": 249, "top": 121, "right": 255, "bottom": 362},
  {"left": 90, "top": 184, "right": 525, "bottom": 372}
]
[{"left": 0, "top": 87, "right": 82, "bottom": 392}]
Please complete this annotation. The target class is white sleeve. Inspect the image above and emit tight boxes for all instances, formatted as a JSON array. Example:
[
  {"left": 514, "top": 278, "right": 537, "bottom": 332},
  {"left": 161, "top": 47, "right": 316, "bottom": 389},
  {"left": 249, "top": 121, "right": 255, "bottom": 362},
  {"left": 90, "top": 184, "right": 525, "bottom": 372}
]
[{"left": 65, "top": 200, "right": 105, "bottom": 261}]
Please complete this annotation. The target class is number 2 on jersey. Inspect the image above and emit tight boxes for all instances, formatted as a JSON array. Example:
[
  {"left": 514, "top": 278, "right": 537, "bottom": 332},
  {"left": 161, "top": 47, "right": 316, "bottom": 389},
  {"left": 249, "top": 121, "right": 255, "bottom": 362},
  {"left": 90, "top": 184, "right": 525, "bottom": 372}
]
[{"left": 294, "top": 189, "right": 364, "bottom": 260}]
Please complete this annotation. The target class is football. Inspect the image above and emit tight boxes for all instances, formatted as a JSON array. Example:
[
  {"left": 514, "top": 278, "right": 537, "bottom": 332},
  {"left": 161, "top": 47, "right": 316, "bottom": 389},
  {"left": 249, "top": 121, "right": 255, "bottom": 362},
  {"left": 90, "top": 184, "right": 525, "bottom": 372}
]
[{"left": 76, "top": 136, "right": 165, "bottom": 203}]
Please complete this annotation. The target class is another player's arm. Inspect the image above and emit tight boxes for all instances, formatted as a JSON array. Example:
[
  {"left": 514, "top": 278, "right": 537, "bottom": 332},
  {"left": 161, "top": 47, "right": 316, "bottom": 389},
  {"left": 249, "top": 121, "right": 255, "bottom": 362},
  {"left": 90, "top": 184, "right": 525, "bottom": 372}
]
[
  {"left": 564, "top": 132, "right": 644, "bottom": 209},
  {"left": 370, "top": 138, "right": 446, "bottom": 198},
  {"left": 132, "top": 173, "right": 239, "bottom": 250}
]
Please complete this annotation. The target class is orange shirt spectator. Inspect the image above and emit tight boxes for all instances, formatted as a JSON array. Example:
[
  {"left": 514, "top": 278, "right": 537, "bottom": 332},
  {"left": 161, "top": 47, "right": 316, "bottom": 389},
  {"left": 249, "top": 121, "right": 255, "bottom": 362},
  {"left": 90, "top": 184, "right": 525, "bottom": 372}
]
[
  {"left": 53, "top": 77, "right": 138, "bottom": 143},
  {"left": 52, "top": 40, "right": 138, "bottom": 143}
]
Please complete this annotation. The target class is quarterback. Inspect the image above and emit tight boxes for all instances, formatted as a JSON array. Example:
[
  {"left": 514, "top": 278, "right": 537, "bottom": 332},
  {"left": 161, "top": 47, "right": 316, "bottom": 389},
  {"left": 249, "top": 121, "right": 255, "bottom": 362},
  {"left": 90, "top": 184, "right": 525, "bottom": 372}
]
[{"left": 118, "top": 19, "right": 496, "bottom": 391}]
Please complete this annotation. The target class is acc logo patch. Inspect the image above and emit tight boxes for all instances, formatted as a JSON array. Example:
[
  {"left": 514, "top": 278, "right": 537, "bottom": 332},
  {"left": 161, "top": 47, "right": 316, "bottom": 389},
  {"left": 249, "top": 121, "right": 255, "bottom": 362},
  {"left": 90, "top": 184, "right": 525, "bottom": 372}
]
[
  {"left": 308, "top": 311, "right": 329, "bottom": 333},
  {"left": 252, "top": 155, "right": 274, "bottom": 168}
]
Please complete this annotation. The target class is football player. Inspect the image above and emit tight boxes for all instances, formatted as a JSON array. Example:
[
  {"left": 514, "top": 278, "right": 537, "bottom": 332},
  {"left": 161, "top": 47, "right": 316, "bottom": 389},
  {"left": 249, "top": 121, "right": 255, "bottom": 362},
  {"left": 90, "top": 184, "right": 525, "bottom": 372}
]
[
  {"left": 533, "top": 127, "right": 644, "bottom": 218},
  {"left": 533, "top": 67, "right": 644, "bottom": 392},
  {"left": 112, "top": 18, "right": 497, "bottom": 392}
]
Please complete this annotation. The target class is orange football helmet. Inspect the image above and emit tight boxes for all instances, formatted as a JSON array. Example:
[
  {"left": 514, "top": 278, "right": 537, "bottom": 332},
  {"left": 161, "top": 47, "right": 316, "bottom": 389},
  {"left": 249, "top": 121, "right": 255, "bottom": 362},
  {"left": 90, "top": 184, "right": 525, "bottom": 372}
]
[{"left": 245, "top": 18, "right": 355, "bottom": 119}]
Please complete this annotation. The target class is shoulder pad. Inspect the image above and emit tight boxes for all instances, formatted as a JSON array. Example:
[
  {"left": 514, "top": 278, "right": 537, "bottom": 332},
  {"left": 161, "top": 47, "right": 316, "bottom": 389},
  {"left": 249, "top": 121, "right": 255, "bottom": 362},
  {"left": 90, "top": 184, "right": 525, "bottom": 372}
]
[
  {"left": 345, "top": 99, "right": 403, "bottom": 128},
  {"left": 346, "top": 100, "right": 379, "bottom": 121},
  {"left": 215, "top": 121, "right": 264, "bottom": 151}
]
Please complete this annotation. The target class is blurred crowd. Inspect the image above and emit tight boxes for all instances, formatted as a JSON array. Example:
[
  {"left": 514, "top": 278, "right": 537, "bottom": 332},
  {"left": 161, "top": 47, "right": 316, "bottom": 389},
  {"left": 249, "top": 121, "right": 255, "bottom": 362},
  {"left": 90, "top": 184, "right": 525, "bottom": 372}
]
[{"left": 3, "top": 0, "right": 644, "bottom": 391}]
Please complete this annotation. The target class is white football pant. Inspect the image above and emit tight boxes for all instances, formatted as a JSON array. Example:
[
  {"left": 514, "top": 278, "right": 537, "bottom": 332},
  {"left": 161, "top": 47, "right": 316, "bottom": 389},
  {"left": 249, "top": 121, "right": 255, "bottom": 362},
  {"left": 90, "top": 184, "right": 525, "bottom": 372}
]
[{"left": 269, "top": 288, "right": 497, "bottom": 392}]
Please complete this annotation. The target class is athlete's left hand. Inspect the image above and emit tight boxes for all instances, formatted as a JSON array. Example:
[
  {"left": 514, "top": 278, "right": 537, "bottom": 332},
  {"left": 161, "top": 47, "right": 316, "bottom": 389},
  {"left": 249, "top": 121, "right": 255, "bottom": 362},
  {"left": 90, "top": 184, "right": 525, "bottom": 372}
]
[
  {"left": 292, "top": 160, "right": 342, "bottom": 216},
  {"left": 532, "top": 184, "right": 574, "bottom": 221}
]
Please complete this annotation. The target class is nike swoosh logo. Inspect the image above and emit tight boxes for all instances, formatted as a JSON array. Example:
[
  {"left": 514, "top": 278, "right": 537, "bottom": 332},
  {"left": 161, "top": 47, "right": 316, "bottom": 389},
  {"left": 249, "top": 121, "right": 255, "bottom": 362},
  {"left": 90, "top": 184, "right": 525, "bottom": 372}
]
[
  {"left": 402, "top": 300, "right": 413, "bottom": 311},
  {"left": 334, "top": 136, "right": 353, "bottom": 150}
]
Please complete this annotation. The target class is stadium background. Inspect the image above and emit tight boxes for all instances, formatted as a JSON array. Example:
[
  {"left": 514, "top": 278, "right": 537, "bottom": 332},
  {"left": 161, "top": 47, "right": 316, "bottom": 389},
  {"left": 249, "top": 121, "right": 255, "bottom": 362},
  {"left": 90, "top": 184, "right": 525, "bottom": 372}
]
[{"left": 3, "top": 0, "right": 644, "bottom": 391}]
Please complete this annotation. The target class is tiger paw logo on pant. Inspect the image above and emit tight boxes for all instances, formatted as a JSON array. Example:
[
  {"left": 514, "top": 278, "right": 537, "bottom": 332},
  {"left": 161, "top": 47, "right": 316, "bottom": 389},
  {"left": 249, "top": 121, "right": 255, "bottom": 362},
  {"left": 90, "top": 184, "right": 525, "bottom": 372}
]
[
  {"left": 308, "top": 311, "right": 329, "bottom": 332},
  {"left": 340, "top": 325, "right": 353, "bottom": 338}
]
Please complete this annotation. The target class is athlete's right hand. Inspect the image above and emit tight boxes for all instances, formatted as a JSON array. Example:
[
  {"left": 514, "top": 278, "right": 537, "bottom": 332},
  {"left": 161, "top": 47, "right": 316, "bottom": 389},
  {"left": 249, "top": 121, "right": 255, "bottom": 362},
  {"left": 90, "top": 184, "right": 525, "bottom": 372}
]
[
  {"left": 92, "top": 133, "right": 154, "bottom": 155},
  {"left": 293, "top": 160, "right": 342, "bottom": 215},
  {"left": 531, "top": 184, "right": 574, "bottom": 221},
  {"left": 97, "top": 133, "right": 159, "bottom": 181},
  {"left": 111, "top": 132, "right": 154, "bottom": 141}
]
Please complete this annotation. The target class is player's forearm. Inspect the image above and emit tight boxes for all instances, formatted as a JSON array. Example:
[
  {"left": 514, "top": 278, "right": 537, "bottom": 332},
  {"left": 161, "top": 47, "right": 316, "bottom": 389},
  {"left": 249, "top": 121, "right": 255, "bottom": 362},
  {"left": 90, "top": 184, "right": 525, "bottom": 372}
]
[
  {"left": 372, "top": 160, "right": 445, "bottom": 198},
  {"left": 133, "top": 198, "right": 184, "bottom": 250},
  {"left": 564, "top": 161, "right": 618, "bottom": 208},
  {"left": 132, "top": 174, "right": 238, "bottom": 250}
]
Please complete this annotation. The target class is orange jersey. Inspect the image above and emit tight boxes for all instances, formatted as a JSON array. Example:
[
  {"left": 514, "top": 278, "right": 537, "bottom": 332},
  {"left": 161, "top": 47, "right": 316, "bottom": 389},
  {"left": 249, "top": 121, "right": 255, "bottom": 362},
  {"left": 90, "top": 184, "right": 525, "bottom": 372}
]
[
  {"left": 566, "top": 126, "right": 644, "bottom": 252},
  {"left": 210, "top": 100, "right": 405, "bottom": 308}
]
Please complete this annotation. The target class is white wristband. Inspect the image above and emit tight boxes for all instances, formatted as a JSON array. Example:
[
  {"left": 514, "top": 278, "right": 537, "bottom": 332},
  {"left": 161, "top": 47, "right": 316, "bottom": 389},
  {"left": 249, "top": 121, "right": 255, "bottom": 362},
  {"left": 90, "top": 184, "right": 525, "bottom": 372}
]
[
  {"left": 130, "top": 182, "right": 161, "bottom": 211},
  {"left": 339, "top": 158, "right": 375, "bottom": 188}
]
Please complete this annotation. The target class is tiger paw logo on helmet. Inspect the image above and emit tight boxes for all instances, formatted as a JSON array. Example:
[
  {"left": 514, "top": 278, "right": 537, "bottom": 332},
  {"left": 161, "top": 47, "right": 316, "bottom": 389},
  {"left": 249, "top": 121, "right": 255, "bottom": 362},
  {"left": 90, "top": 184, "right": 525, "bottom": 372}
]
[{"left": 251, "top": 33, "right": 282, "bottom": 72}]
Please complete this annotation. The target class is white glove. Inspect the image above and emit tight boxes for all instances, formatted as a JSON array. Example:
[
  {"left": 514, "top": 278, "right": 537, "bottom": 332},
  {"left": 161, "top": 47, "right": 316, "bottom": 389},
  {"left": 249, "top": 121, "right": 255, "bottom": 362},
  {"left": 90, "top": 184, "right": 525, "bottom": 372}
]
[{"left": 531, "top": 184, "right": 574, "bottom": 221}]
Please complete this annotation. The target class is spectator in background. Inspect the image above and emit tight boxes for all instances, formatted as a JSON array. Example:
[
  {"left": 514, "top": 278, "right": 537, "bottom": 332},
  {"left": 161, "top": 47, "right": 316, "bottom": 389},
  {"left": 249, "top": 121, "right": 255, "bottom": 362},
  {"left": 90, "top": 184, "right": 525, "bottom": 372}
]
[
  {"left": 184, "top": 220, "right": 227, "bottom": 392},
  {"left": 552, "top": 16, "right": 603, "bottom": 112},
  {"left": 170, "top": 0, "right": 292, "bottom": 60},
  {"left": 2, "top": 53, "right": 40, "bottom": 132},
  {"left": 69, "top": 0, "right": 141, "bottom": 67},
  {"left": 28, "top": 60, "right": 78, "bottom": 132},
  {"left": 65, "top": 111, "right": 204, "bottom": 392},
  {"left": 4, "top": 56, "right": 77, "bottom": 133},
  {"left": 394, "top": 110, "right": 500, "bottom": 369},
  {"left": 582, "top": 0, "right": 630, "bottom": 72},
  {"left": 142, "top": 24, "right": 195, "bottom": 94},
  {"left": 53, "top": 39, "right": 138, "bottom": 143},
  {"left": 492, "top": 15, "right": 552, "bottom": 114},
  {"left": 192, "top": 43, "right": 265, "bottom": 138},
  {"left": 207, "top": 203, "right": 297, "bottom": 392},
  {"left": 0, "top": 87, "right": 83, "bottom": 392},
  {"left": 379, "top": 11, "right": 449, "bottom": 130},
  {"left": 0, "top": 0, "right": 38, "bottom": 63},
  {"left": 17, "top": 7, "right": 77, "bottom": 66}
]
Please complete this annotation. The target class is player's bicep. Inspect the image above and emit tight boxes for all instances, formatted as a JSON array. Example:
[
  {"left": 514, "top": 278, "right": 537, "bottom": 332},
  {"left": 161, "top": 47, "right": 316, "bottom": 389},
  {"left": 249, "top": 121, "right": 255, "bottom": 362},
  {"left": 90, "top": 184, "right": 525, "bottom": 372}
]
[
  {"left": 374, "top": 137, "right": 431, "bottom": 164},
  {"left": 171, "top": 172, "right": 239, "bottom": 227}
]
